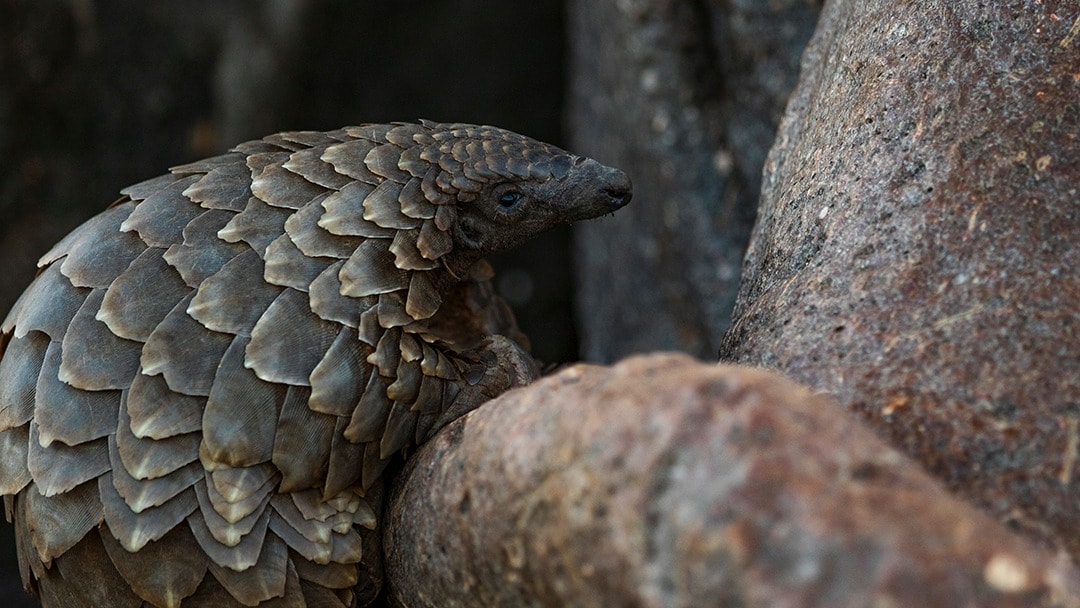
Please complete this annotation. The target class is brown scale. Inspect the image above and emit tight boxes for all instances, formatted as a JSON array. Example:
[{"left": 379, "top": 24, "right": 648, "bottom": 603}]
[{"left": 0, "top": 120, "right": 631, "bottom": 607}]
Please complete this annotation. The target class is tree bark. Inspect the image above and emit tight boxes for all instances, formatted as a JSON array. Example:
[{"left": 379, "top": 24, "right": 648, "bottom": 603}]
[
  {"left": 384, "top": 354, "right": 1079, "bottom": 607},
  {"left": 720, "top": 0, "right": 1080, "bottom": 558},
  {"left": 568, "top": 0, "right": 821, "bottom": 362}
]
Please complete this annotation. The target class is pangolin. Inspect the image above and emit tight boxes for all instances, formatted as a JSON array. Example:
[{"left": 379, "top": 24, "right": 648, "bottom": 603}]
[{"left": 0, "top": 120, "right": 631, "bottom": 607}]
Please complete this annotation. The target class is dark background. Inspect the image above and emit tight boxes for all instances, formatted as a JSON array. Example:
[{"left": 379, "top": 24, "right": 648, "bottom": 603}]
[{"left": 1, "top": 2, "right": 570, "bottom": 604}]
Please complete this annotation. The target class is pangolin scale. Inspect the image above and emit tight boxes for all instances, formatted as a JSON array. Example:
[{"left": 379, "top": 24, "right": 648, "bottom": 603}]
[{"left": 0, "top": 121, "right": 631, "bottom": 607}]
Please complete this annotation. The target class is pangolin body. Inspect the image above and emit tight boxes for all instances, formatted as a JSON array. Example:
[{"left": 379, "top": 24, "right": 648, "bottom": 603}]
[{"left": 0, "top": 121, "right": 631, "bottom": 607}]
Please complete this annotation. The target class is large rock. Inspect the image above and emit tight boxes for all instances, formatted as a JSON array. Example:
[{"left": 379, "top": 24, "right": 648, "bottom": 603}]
[
  {"left": 720, "top": 1, "right": 1080, "bottom": 557},
  {"left": 385, "top": 354, "right": 1078, "bottom": 607}
]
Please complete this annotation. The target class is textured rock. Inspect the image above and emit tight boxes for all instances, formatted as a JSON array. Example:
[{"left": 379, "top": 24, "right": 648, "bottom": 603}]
[
  {"left": 720, "top": 1, "right": 1080, "bottom": 557},
  {"left": 385, "top": 354, "right": 1079, "bottom": 607}
]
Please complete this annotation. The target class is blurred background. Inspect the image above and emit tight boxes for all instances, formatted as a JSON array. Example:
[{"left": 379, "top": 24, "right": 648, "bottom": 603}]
[{"left": 0, "top": 1, "right": 819, "bottom": 604}]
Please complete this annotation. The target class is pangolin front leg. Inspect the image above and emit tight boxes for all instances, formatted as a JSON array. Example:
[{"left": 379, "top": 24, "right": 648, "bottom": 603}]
[{"left": 0, "top": 121, "right": 630, "bottom": 607}]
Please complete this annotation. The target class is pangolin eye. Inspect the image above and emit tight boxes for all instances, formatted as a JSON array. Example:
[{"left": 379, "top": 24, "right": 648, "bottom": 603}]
[{"left": 498, "top": 191, "right": 524, "bottom": 210}]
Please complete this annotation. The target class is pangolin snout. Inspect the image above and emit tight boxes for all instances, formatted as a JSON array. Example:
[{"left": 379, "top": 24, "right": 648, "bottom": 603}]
[
  {"left": 600, "top": 168, "right": 633, "bottom": 210},
  {"left": 559, "top": 157, "right": 632, "bottom": 221},
  {"left": 596, "top": 166, "right": 630, "bottom": 211}
]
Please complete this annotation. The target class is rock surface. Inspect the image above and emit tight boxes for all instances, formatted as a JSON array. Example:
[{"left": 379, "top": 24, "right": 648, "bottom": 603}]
[
  {"left": 385, "top": 354, "right": 1079, "bottom": 607},
  {"left": 720, "top": 0, "right": 1080, "bottom": 557}
]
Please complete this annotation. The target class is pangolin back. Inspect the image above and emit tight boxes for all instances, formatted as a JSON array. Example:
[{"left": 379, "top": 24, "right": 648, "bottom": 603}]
[{"left": 0, "top": 121, "right": 631, "bottom": 607}]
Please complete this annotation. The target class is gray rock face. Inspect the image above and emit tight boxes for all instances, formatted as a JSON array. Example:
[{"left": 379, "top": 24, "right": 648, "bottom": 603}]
[{"left": 720, "top": 0, "right": 1080, "bottom": 559}]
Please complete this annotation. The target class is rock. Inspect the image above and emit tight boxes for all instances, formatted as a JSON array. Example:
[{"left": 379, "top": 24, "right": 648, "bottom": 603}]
[
  {"left": 385, "top": 354, "right": 1079, "bottom": 607},
  {"left": 720, "top": 0, "right": 1080, "bottom": 557}
]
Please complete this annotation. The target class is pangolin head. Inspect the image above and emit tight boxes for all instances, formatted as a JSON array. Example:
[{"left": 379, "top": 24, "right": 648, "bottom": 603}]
[{"left": 412, "top": 120, "right": 632, "bottom": 257}]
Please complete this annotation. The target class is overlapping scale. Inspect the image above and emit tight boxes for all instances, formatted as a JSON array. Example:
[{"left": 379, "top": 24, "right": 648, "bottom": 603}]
[
  {"left": 419, "top": 166, "right": 453, "bottom": 205},
  {"left": 188, "top": 249, "right": 284, "bottom": 337},
  {"left": 308, "top": 261, "right": 373, "bottom": 328},
  {"left": 339, "top": 240, "right": 411, "bottom": 297},
  {"left": 343, "top": 124, "right": 394, "bottom": 143},
  {"left": 56, "top": 202, "right": 147, "bottom": 288},
  {"left": 182, "top": 162, "right": 253, "bottom": 212},
  {"left": 217, "top": 198, "right": 293, "bottom": 257},
  {"left": 375, "top": 291, "right": 413, "bottom": 328},
  {"left": 323, "top": 418, "right": 365, "bottom": 499},
  {"left": 390, "top": 229, "right": 438, "bottom": 271},
  {"left": 283, "top": 147, "right": 352, "bottom": 191},
  {"left": 396, "top": 146, "right": 428, "bottom": 179},
  {"left": 141, "top": 293, "right": 234, "bottom": 397},
  {"left": 115, "top": 395, "right": 200, "bottom": 481},
  {"left": 52, "top": 531, "right": 141, "bottom": 608},
  {"left": 163, "top": 209, "right": 247, "bottom": 287},
  {"left": 284, "top": 194, "right": 365, "bottom": 259},
  {"left": 359, "top": 442, "right": 390, "bottom": 491},
  {"left": 127, "top": 371, "right": 205, "bottom": 440},
  {"left": 433, "top": 204, "right": 457, "bottom": 232},
  {"left": 0, "top": 426, "right": 31, "bottom": 494},
  {"left": 208, "top": 462, "right": 278, "bottom": 506},
  {"left": 251, "top": 163, "right": 327, "bottom": 210},
  {"left": 273, "top": 386, "right": 334, "bottom": 493},
  {"left": 120, "top": 175, "right": 204, "bottom": 248},
  {"left": 247, "top": 289, "right": 341, "bottom": 387},
  {"left": 120, "top": 173, "right": 188, "bottom": 201},
  {"left": 99, "top": 247, "right": 192, "bottom": 341},
  {"left": 362, "top": 181, "right": 420, "bottom": 230},
  {"left": 405, "top": 271, "right": 442, "bottom": 320},
  {"left": 170, "top": 153, "right": 241, "bottom": 175},
  {"left": 108, "top": 434, "right": 200, "bottom": 514},
  {"left": 98, "top": 472, "right": 198, "bottom": 553},
  {"left": 22, "top": 479, "right": 101, "bottom": 562},
  {"left": 200, "top": 466, "right": 275, "bottom": 526},
  {"left": 58, "top": 289, "right": 142, "bottom": 391},
  {"left": 99, "top": 521, "right": 208, "bottom": 607},
  {"left": 308, "top": 326, "right": 372, "bottom": 417},
  {"left": 378, "top": 401, "right": 417, "bottom": 460},
  {"left": 188, "top": 505, "right": 271, "bottom": 573},
  {"left": 278, "top": 130, "right": 349, "bottom": 149},
  {"left": 193, "top": 478, "right": 269, "bottom": 550},
  {"left": 26, "top": 423, "right": 109, "bottom": 497},
  {"left": 292, "top": 554, "right": 358, "bottom": 591},
  {"left": 263, "top": 233, "right": 334, "bottom": 291},
  {"left": 0, "top": 331, "right": 48, "bottom": 432},
  {"left": 203, "top": 336, "right": 285, "bottom": 468},
  {"left": 206, "top": 530, "right": 288, "bottom": 605},
  {"left": 319, "top": 181, "right": 395, "bottom": 238},
  {"left": 321, "top": 140, "right": 380, "bottom": 184},
  {"left": 343, "top": 373, "right": 392, "bottom": 444},
  {"left": 2, "top": 264, "right": 90, "bottom": 340},
  {"left": 363, "top": 144, "right": 410, "bottom": 184},
  {"left": 36, "top": 339, "right": 120, "bottom": 447}
]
